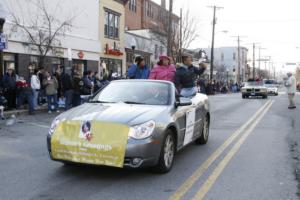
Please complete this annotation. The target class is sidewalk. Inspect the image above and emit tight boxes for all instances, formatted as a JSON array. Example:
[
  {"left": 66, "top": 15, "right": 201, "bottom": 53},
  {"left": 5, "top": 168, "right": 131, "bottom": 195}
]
[{"left": 3, "top": 106, "right": 48, "bottom": 118}]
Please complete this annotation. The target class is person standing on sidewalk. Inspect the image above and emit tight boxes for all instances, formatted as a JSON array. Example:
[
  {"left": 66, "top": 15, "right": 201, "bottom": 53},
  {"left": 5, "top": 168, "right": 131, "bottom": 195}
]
[
  {"left": 31, "top": 69, "right": 41, "bottom": 110},
  {"left": 285, "top": 72, "right": 297, "bottom": 109},
  {"left": 2, "top": 66, "right": 18, "bottom": 109},
  {"left": 61, "top": 72, "right": 74, "bottom": 110},
  {"left": 16, "top": 77, "right": 34, "bottom": 115},
  {"left": 72, "top": 71, "right": 84, "bottom": 107},
  {"left": 43, "top": 71, "right": 59, "bottom": 113}
]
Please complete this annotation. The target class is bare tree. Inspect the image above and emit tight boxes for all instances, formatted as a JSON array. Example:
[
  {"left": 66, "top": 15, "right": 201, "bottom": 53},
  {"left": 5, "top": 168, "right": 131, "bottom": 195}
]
[
  {"left": 8, "top": 0, "right": 74, "bottom": 68},
  {"left": 150, "top": 9, "right": 199, "bottom": 63}
]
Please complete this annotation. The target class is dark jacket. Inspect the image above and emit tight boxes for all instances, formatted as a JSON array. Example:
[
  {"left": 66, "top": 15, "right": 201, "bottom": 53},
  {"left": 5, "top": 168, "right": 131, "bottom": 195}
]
[
  {"left": 2, "top": 73, "right": 17, "bottom": 90},
  {"left": 175, "top": 65, "right": 206, "bottom": 89},
  {"left": 73, "top": 76, "right": 84, "bottom": 94},
  {"left": 61, "top": 73, "right": 74, "bottom": 92}
]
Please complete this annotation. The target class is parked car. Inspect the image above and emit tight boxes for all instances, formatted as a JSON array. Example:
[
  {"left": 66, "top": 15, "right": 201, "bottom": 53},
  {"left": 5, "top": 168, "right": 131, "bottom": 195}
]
[
  {"left": 241, "top": 81, "right": 268, "bottom": 99},
  {"left": 47, "top": 80, "right": 210, "bottom": 173}
]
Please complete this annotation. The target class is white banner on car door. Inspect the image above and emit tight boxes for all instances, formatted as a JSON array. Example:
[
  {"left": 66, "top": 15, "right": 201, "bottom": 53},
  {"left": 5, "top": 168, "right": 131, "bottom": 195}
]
[{"left": 183, "top": 108, "right": 196, "bottom": 146}]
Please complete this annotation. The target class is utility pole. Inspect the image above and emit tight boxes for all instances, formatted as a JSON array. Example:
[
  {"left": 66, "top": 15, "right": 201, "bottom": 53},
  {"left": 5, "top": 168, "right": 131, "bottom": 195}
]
[
  {"left": 208, "top": 5, "right": 224, "bottom": 80},
  {"left": 179, "top": 8, "right": 183, "bottom": 62},
  {"left": 167, "top": 0, "right": 173, "bottom": 57},
  {"left": 231, "top": 35, "right": 246, "bottom": 83},
  {"left": 258, "top": 46, "right": 266, "bottom": 78}
]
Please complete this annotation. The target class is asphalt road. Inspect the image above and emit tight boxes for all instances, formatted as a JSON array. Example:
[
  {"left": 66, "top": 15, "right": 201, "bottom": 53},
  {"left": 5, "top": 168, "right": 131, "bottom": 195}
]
[{"left": 0, "top": 92, "right": 299, "bottom": 200}]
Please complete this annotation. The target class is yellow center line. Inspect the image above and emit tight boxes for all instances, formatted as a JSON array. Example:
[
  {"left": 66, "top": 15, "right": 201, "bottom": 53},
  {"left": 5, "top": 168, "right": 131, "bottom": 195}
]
[
  {"left": 192, "top": 100, "right": 274, "bottom": 200},
  {"left": 169, "top": 100, "right": 272, "bottom": 200}
]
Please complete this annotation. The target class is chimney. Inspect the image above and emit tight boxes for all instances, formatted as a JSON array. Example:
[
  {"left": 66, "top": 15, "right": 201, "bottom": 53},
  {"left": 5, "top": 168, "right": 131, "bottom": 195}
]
[{"left": 161, "top": 0, "right": 166, "bottom": 9}]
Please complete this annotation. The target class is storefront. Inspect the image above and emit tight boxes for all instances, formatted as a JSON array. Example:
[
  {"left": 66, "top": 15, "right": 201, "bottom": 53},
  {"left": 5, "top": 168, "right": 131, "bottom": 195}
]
[
  {"left": 3, "top": 53, "right": 17, "bottom": 75},
  {"left": 100, "top": 57, "right": 123, "bottom": 77},
  {"left": 125, "top": 48, "right": 151, "bottom": 68},
  {"left": 72, "top": 59, "right": 87, "bottom": 76}
]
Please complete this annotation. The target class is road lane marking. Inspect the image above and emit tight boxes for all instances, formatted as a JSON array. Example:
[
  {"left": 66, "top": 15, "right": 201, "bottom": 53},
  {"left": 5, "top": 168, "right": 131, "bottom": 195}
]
[
  {"left": 169, "top": 100, "right": 272, "bottom": 200},
  {"left": 27, "top": 122, "right": 50, "bottom": 129},
  {"left": 192, "top": 100, "right": 274, "bottom": 200}
]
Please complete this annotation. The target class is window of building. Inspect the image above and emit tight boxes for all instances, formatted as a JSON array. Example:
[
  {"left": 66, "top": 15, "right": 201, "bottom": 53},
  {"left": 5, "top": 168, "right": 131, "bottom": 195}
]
[
  {"left": 146, "top": 2, "right": 154, "bottom": 18},
  {"left": 104, "top": 10, "right": 120, "bottom": 39},
  {"left": 129, "top": 0, "right": 137, "bottom": 12},
  {"left": 160, "top": 46, "right": 164, "bottom": 55}
]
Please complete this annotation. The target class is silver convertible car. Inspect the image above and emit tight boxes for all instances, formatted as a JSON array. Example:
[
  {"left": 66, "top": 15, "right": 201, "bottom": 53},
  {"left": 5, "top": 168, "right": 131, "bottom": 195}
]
[{"left": 47, "top": 80, "right": 210, "bottom": 173}]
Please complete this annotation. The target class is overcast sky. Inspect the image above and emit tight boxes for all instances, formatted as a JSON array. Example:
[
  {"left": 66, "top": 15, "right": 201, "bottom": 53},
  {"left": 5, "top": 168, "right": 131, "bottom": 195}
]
[{"left": 153, "top": 0, "right": 300, "bottom": 71}]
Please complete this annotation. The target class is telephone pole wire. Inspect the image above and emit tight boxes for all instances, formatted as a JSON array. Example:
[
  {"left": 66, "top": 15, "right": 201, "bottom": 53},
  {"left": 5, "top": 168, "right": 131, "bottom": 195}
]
[{"left": 208, "top": 5, "right": 224, "bottom": 80}]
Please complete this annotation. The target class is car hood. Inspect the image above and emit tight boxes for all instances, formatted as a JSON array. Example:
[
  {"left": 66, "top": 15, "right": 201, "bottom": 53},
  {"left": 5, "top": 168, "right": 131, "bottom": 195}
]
[{"left": 56, "top": 103, "right": 169, "bottom": 125}]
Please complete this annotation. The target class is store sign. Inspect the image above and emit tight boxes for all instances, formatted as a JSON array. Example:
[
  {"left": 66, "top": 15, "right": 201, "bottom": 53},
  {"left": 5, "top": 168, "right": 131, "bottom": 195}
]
[
  {"left": 106, "top": 49, "right": 124, "bottom": 56},
  {"left": 0, "top": 33, "right": 7, "bottom": 50},
  {"left": 78, "top": 51, "right": 84, "bottom": 59}
]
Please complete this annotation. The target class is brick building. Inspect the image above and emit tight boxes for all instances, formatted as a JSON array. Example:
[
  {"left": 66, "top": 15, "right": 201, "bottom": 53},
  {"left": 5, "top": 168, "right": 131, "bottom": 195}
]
[{"left": 125, "top": 0, "right": 178, "bottom": 33}]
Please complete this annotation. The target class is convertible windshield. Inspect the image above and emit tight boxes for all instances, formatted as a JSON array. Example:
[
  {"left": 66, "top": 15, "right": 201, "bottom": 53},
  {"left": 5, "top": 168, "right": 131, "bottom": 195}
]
[
  {"left": 245, "top": 81, "right": 264, "bottom": 86},
  {"left": 91, "top": 81, "right": 171, "bottom": 105}
]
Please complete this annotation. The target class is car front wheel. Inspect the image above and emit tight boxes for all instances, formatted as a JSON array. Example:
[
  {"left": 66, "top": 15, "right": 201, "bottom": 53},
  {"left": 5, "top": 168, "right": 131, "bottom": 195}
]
[{"left": 155, "top": 130, "right": 176, "bottom": 173}]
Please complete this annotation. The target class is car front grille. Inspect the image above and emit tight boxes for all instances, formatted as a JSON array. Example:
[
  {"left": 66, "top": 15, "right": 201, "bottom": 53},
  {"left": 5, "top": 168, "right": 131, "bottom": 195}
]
[{"left": 255, "top": 89, "right": 260, "bottom": 92}]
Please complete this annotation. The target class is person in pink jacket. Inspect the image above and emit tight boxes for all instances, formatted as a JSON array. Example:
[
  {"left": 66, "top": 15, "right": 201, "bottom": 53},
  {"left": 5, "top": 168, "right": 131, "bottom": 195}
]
[{"left": 149, "top": 55, "right": 176, "bottom": 82}]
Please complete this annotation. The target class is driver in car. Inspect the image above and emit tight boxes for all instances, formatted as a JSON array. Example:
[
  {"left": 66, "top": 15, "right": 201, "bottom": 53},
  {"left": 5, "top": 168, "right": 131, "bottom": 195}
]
[{"left": 175, "top": 55, "right": 207, "bottom": 98}]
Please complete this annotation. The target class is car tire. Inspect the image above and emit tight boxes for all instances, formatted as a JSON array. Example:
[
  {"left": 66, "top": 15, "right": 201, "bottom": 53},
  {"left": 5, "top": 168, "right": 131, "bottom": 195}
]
[
  {"left": 263, "top": 95, "right": 268, "bottom": 99},
  {"left": 242, "top": 94, "right": 246, "bottom": 99},
  {"left": 154, "top": 130, "right": 176, "bottom": 173},
  {"left": 195, "top": 114, "right": 210, "bottom": 145}
]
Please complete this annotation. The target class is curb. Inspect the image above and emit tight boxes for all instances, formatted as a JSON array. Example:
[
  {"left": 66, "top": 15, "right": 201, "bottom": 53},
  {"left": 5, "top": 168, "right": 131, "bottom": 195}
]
[{"left": 4, "top": 107, "right": 48, "bottom": 117}]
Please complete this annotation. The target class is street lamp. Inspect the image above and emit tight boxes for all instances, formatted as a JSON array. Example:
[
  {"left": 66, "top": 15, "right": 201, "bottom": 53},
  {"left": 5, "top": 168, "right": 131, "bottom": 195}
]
[{"left": 0, "top": 2, "right": 7, "bottom": 79}]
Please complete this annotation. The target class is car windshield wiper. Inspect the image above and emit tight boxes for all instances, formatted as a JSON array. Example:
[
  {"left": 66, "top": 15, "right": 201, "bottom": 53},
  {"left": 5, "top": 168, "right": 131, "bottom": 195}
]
[
  {"left": 122, "top": 101, "right": 146, "bottom": 105},
  {"left": 88, "top": 100, "right": 116, "bottom": 103}
]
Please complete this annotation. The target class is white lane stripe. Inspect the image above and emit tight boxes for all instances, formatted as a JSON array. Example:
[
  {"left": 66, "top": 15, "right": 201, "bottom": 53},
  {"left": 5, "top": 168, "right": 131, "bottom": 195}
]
[{"left": 27, "top": 122, "right": 50, "bottom": 129}]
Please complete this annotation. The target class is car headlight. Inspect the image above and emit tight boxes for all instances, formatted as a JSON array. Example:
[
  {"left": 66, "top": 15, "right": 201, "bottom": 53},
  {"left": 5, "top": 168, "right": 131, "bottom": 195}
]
[
  {"left": 129, "top": 120, "right": 156, "bottom": 140},
  {"left": 49, "top": 118, "right": 61, "bottom": 135}
]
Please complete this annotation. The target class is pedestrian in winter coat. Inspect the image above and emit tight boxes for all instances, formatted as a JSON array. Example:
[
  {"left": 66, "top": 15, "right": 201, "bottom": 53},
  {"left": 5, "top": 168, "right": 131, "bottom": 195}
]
[
  {"left": 2, "top": 66, "right": 18, "bottom": 109},
  {"left": 61, "top": 73, "right": 74, "bottom": 110},
  {"left": 149, "top": 55, "right": 176, "bottom": 82},
  {"left": 72, "top": 71, "right": 84, "bottom": 107},
  {"left": 31, "top": 69, "right": 41, "bottom": 110},
  {"left": 175, "top": 55, "right": 207, "bottom": 97},
  {"left": 127, "top": 56, "right": 150, "bottom": 79},
  {"left": 285, "top": 72, "right": 297, "bottom": 109},
  {"left": 82, "top": 71, "right": 93, "bottom": 95},
  {"left": 16, "top": 77, "right": 34, "bottom": 115},
  {"left": 43, "top": 71, "right": 59, "bottom": 113}
]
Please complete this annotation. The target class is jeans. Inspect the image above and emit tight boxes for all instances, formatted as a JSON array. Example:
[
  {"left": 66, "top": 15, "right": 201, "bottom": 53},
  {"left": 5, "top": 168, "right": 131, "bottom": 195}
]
[
  {"left": 17, "top": 91, "right": 34, "bottom": 114},
  {"left": 180, "top": 87, "right": 197, "bottom": 98},
  {"left": 64, "top": 90, "right": 74, "bottom": 110},
  {"left": 47, "top": 95, "right": 58, "bottom": 111},
  {"left": 32, "top": 89, "right": 39, "bottom": 109}
]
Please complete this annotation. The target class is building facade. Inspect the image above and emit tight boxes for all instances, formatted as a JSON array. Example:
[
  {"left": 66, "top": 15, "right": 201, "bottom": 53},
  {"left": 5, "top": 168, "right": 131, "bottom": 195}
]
[
  {"left": 125, "top": 0, "right": 169, "bottom": 31},
  {"left": 1, "top": 0, "right": 101, "bottom": 79},
  {"left": 99, "top": 0, "right": 128, "bottom": 77},
  {"left": 201, "top": 47, "right": 248, "bottom": 82}
]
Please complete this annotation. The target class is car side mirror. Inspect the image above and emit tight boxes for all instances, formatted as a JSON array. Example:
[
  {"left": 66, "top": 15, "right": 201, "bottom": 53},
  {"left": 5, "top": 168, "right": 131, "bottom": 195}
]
[{"left": 176, "top": 97, "right": 192, "bottom": 107}]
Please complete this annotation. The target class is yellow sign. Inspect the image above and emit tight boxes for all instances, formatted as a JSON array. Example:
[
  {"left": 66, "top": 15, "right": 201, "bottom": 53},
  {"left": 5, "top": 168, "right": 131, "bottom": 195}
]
[{"left": 51, "top": 120, "right": 129, "bottom": 168}]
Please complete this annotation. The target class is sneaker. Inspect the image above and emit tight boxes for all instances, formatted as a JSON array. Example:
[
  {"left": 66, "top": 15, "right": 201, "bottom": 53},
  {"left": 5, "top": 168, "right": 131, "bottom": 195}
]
[
  {"left": 56, "top": 110, "right": 60, "bottom": 113},
  {"left": 1, "top": 116, "right": 5, "bottom": 120},
  {"left": 48, "top": 111, "right": 52, "bottom": 114}
]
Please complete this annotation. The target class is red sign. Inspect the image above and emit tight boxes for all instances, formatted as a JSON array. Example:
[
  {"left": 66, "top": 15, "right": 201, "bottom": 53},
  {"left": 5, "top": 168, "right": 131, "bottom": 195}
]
[
  {"left": 78, "top": 51, "right": 84, "bottom": 59},
  {"left": 106, "top": 49, "right": 124, "bottom": 56}
]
